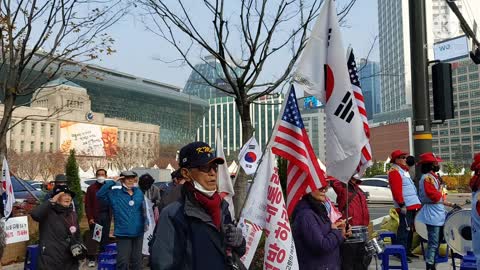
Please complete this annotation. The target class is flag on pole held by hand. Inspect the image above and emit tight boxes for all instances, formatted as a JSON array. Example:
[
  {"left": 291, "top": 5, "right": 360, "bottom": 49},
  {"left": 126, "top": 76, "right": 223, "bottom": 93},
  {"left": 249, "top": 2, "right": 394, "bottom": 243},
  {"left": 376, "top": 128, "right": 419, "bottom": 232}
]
[
  {"left": 215, "top": 128, "right": 235, "bottom": 219},
  {"left": 347, "top": 48, "right": 373, "bottom": 176},
  {"left": 2, "top": 157, "right": 14, "bottom": 218},
  {"left": 238, "top": 136, "right": 262, "bottom": 175},
  {"left": 270, "top": 86, "right": 326, "bottom": 215},
  {"left": 293, "top": 0, "right": 368, "bottom": 182},
  {"left": 238, "top": 149, "right": 299, "bottom": 269}
]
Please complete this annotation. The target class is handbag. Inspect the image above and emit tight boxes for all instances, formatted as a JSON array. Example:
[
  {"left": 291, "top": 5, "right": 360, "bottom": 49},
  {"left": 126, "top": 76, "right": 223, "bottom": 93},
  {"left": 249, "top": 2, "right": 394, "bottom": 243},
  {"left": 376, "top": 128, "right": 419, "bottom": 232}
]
[
  {"left": 68, "top": 237, "right": 87, "bottom": 260},
  {"left": 63, "top": 213, "right": 87, "bottom": 260}
]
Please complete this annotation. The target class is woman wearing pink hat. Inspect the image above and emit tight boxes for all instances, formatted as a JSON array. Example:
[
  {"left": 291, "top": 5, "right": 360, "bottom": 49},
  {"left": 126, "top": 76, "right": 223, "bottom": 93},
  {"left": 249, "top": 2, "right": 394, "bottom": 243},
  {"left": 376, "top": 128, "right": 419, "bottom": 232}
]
[{"left": 416, "top": 152, "right": 460, "bottom": 270}]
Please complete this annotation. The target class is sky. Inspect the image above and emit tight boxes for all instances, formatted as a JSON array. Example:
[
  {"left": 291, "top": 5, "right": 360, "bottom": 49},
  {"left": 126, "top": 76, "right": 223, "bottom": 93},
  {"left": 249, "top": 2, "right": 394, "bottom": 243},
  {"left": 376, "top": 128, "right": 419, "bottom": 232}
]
[{"left": 93, "top": 0, "right": 379, "bottom": 89}]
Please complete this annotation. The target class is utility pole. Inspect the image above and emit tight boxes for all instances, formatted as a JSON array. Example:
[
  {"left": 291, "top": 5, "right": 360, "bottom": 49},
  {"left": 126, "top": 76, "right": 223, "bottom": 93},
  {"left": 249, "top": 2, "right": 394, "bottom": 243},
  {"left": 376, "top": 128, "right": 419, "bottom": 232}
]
[{"left": 409, "top": 0, "right": 431, "bottom": 181}]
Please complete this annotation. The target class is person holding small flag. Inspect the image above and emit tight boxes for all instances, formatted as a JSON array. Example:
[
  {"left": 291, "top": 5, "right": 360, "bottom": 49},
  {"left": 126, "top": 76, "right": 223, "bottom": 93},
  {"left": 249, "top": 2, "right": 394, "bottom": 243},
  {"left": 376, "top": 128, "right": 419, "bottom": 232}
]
[
  {"left": 292, "top": 184, "right": 349, "bottom": 270},
  {"left": 150, "top": 142, "right": 246, "bottom": 270}
]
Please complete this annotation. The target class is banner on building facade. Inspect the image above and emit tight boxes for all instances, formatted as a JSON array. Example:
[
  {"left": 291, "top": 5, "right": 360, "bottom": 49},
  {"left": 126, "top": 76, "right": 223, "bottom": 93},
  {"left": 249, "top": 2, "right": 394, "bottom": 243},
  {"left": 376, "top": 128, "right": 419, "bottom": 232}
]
[{"left": 59, "top": 121, "right": 118, "bottom": 157}]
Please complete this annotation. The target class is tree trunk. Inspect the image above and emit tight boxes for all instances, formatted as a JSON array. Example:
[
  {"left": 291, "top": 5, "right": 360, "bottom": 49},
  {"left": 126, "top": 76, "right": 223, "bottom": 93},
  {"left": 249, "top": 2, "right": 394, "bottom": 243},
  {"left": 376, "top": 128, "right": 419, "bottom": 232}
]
[
  {"left": 233, "top": 102, "right": 254, "bottom": 219},
  {"left": 0, "top": 92, "right": 16, "bottom": 160}
]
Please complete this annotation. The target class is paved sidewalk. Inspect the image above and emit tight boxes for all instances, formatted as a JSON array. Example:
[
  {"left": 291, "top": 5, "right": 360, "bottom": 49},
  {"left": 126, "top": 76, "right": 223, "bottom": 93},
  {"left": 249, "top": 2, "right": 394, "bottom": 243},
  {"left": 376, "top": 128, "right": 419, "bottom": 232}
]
[{"left": 369, "top": 255, "right": 460, "bottom": 270}]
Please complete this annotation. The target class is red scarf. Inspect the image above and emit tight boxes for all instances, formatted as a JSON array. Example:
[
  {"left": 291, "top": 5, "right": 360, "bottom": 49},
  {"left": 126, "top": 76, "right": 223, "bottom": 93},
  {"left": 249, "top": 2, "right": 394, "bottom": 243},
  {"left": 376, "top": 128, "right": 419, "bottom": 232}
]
[{"left": 186, "top": 182, "right": 222, "bottom": 230}]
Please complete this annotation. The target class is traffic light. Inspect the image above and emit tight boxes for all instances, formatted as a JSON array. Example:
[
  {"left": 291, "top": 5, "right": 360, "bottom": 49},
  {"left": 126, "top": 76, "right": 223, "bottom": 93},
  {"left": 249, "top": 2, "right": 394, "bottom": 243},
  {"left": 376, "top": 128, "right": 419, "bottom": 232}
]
[
  {"left": 432, "top": 62, "right": 454, "bottom": 121},
  {"left": 470, "top": 47, "right": 480, "bottom": 65}
]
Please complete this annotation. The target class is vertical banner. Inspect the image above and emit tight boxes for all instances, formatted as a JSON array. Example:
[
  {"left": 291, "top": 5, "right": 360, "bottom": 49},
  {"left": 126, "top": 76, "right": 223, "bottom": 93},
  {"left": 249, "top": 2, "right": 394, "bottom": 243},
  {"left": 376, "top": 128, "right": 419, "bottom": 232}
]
[
  {"left": 142, "top": 197, "right": 155, "bottom": 255},
  {"left": 2, "top": 157, "right": 14, "bottom": 218},
  {"left": 238, "top": 149, "right": 298, "bottom": 269}
]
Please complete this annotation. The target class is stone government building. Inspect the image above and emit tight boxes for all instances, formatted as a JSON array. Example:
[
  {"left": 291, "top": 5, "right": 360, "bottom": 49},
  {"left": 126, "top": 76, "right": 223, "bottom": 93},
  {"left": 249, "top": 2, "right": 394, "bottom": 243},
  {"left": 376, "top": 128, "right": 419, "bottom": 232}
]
[{"left": 0, "top": 64, "right": 209, "bottom": 159}]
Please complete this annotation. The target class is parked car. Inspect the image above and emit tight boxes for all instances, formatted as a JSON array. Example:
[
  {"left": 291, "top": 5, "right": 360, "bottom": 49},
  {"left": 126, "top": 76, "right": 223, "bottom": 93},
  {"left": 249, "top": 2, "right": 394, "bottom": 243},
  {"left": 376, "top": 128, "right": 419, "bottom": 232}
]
[
  {"left": 372, "top": 175, "right": 388, "bottom": 180},
  {"left": 81, "top": 179, "right": 102, "bottom": 193},
  {"left": 359, "top": 178, "right": 393, "bottom": 203},
  {"left": 25, "top": 180, "right": 44, "bottom": 191},
  {"left": 12, "top": 176, "right": 45, "bottom": 201}
]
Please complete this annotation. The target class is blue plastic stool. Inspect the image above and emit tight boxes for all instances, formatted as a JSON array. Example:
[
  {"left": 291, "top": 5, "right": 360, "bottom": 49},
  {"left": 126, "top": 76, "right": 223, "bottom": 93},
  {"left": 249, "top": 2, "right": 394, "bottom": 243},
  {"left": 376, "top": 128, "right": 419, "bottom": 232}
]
[
  {"left": 419, "top": 237, "right": 450, "bottom": 264},
  {"left": 98, "top": 251, "right": 117, "bottom": 262},
  {"left": 379, "top": 232, "right": 397, "bottom": 244},
  {"left": 24, "top": 244, "right": 40, "bottom": 270},
  {"left": 460, "top": 262, "right": 476, "bottom": 270},
  {"left": 381, "top": 245, "right": 408, "bottom": 270},
  {"left": 104, "top": 243, "right": 116, "bottom": 253},
  {"left": 97, "top": 259, "right": 116, "bottom": 270}
]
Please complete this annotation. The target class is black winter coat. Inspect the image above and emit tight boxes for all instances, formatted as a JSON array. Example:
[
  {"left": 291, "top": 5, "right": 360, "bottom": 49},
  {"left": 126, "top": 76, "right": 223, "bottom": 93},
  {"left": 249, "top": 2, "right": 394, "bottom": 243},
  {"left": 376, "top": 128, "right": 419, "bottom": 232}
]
[{"left": 31, "top": 200, "right": 80, "bottom": 270}]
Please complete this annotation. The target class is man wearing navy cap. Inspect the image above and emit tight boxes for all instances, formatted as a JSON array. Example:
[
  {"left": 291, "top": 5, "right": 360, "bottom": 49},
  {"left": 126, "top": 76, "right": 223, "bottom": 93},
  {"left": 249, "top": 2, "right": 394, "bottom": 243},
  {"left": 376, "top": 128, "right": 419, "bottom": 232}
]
[{"left": 150, "top": 142, "right": 246, "bottom": 270}]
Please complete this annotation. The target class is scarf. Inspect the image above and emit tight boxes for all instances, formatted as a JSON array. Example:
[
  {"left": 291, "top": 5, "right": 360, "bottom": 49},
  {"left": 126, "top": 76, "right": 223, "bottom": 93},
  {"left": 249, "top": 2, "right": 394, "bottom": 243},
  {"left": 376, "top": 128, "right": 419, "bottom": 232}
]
[{"left": 185, "top": 182, "right": 222, "bottom": 229}]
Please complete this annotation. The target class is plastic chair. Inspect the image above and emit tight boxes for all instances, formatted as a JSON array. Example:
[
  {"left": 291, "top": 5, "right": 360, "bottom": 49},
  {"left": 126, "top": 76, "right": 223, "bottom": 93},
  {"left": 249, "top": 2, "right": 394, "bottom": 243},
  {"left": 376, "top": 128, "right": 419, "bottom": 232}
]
[
  {"left": 381, "top": 245, "right": 408, "bottom": 270},
  {"left": 419, "top": 237, "right": 450, "bottom": 264},
  {"left": 24, "top": 245, "right": 40, "bottom": 270},
  {"left": 97, "top": 259, "right": 116, "bottom": 270},
  {"left": 98, "top": 251, "right": 117, "bottom": 262},
  {"left": 104, "top": 243, "right": 117, "bottom": 253},
  {"left": 379, "top": 231, "right": 397, "bottom": 244}
]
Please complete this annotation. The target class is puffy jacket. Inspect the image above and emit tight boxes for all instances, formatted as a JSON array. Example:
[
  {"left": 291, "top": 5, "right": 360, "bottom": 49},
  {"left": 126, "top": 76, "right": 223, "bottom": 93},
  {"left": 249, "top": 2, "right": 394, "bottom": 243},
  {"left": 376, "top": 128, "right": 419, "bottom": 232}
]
[
  {"left": 331, "top": 179, "right": 370, "bottom": 226},
  {"left": 31, "top": 200, "right": 80, "bottom": 270},
  {"left": 150, "top": 186, "right": 246, "bottom": 270},
  {"left": 292, "top": 197, "right": 344, "bottom": 270},
  {"left": 96, "top": 180, "right": 145, "bottom": 237}
]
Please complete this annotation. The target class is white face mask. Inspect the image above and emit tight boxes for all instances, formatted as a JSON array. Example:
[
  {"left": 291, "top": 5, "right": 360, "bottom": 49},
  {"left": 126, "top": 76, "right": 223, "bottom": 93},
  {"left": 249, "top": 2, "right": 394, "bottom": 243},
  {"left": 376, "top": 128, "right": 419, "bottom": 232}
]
[
  {"left": 97, "top": 177, "right": 105, "bottom": 183},
  {"left": 192, "top": 180, "right": 216, "bottom": 197}
]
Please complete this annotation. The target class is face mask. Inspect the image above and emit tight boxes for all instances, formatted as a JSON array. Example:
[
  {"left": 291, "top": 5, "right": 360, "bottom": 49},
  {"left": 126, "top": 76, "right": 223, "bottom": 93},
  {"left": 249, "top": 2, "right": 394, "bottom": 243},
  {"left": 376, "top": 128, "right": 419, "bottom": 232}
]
[
  {"left": 192, "top": 180, "right": 216, "bottom": 197},
  {"left": 433, "top": 165, "right": 441, "bottom": 172},
  {"left": 97, "top": 177, "right": 105, "bottom": 184}
]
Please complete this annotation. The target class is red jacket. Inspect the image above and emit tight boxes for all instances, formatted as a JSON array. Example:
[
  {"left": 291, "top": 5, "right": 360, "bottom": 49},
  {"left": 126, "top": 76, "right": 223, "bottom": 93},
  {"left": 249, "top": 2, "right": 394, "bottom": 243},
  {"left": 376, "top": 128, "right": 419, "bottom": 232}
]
[
  {"left": 331, "top": 179, "right": 370, "bottom": 226},
  {"left": 423, "top": 172, "right": 442, "bottom": 203},
  {"left": 388, "top": 165, "right": 422, "bottom": 210},
  {"left": 85, "top": 182, "right": 111, "bottom": 222}
]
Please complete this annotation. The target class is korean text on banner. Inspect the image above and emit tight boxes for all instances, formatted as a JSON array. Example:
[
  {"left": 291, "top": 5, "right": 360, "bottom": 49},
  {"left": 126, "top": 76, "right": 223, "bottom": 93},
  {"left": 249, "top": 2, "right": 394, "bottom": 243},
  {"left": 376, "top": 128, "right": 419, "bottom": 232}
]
[
  {"left": 238, "top": 149, "right": 299, "bottom": 269},
  {"left": 4, "top": 216, "right": 29, "bottom": 244}
]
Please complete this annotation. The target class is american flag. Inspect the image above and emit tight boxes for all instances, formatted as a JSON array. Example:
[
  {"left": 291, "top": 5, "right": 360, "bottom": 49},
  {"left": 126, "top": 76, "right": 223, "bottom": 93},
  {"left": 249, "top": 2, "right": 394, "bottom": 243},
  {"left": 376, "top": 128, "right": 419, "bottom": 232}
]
[
  {"left": 271, "top": 86, "right": 326, "bottom": 215},
  {"left": 347, "top": 48, "right": 373, "bottom": 175}
]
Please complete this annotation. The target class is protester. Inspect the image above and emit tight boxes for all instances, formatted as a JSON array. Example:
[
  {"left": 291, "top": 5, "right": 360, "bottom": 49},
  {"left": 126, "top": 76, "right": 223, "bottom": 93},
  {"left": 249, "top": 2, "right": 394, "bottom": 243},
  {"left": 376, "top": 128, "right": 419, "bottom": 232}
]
[
  {"left": 150, "top": 141, "right": 246, "bottom": 270},
  {"left": 84, "top": 169, "right": 112, "bottom": 267},
  {"left": 470, "top": 153, "right": 480, "bottom": 270},
  {"left": 331, "top": 175, "right": 372, "bottom": 270},
  {"left": 387, "top": 150, "right": 421, "bottom": 259},
  {"left": 31, "top": 187, "right": 81, "bottom": 270},
  {"left": 292, "top": 184, "right": 348, "bottom": 270},
  {"left": 139, "top": 173, "right": 161, "bottom": 206},
  {"left": 47, "top": 174, "right": 69, "bottom": 198},
  {"left": 157, "top": 169, "right": 186, "bottom": 214},
  {"left": 97, "top": 171, "right": 146, "bottom": 270},
  {"left": 416, "top": 152, "right": 460, "bottom": 270}
]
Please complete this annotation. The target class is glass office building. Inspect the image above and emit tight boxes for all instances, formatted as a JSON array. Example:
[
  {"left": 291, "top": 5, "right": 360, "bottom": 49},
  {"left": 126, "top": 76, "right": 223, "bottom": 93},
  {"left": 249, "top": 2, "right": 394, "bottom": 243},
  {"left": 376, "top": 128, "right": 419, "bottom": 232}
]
[{"left": 358, "top": 59, "right": 381, "bottom": 120}]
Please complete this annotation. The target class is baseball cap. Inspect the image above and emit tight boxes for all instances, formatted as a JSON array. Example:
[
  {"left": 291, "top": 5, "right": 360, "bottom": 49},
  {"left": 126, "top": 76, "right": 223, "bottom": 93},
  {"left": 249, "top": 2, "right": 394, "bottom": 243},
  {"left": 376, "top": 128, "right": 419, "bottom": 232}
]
[
  {"left": 53, "top": 185, "right": 76, "bottom": 198},
  {"left": 178, "top": 141, "right": 225, "bottom": 168}
]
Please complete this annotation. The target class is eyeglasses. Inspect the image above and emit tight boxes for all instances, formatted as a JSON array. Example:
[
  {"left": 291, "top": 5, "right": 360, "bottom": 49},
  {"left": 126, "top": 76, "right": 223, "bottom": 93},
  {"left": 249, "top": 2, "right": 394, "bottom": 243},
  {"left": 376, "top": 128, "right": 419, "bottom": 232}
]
[
  {"left": 192, "top": 163, "right": 218, "bottom": 173},
  {"left": 398, "top": 156, "right": 407, "bottom": 160}
]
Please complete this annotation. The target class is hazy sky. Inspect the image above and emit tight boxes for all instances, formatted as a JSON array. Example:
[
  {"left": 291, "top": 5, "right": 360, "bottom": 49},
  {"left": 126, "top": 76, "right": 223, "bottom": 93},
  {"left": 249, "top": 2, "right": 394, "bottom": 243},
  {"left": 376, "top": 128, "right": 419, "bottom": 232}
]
[{"left": 94, "top": 0, "right": 379, "bottom": 89}]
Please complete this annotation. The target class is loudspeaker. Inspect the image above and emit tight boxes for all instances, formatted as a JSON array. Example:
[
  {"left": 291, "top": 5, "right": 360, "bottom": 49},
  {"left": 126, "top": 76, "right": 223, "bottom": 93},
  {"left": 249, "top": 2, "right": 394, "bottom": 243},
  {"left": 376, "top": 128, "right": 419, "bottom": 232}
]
[{"left": 432, "top": 62, "right": 454, "bottom": 121}]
